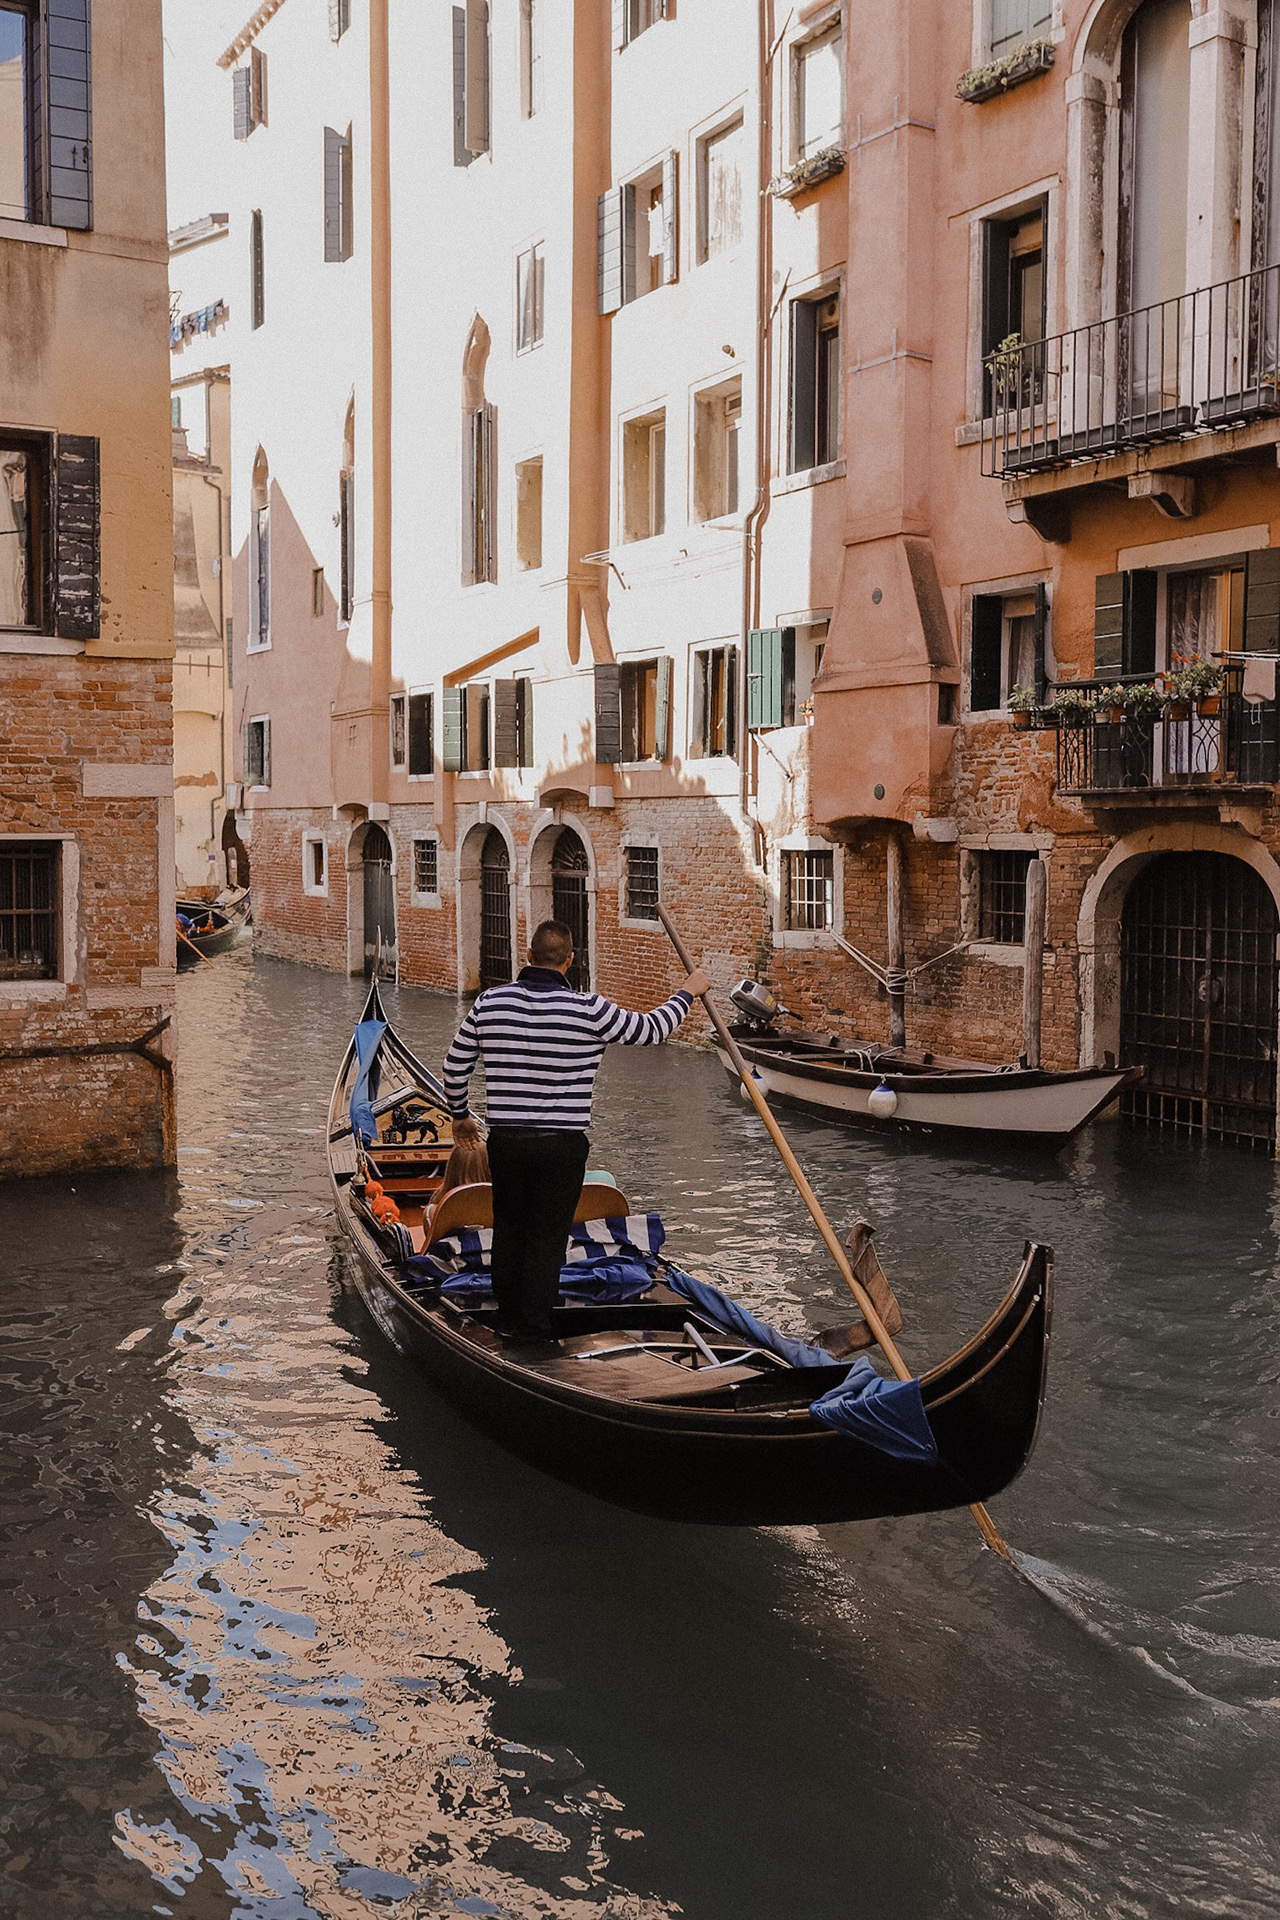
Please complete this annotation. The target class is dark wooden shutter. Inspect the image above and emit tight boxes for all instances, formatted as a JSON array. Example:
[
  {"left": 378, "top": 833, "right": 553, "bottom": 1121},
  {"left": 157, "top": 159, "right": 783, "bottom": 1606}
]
[
  {"left": 250, "top": 210, "right": 264, "bottom": 327},
  {"left": 516, "top": 677, "right": 533, "bottom": 764},
  {"left": 492, "top": 679, "right": 519, "bottom": 767},
  {"left": 611, "top": 0, "right": 627, "bottom": 51},
  {"left": 661, "top": 149, "right": 678, "bottom": 285},
  {"left": 594, "top": 662, "right": 622, "bottom": 764},
  {"left": 969, "top": 594, "right": 1003, "bottom": 711},
  {"left": 261, "top": 717, "right": 271, "bottom": 788},
  {"left": 691, "top": 652, "right": 708, "bottom": 752},
  {"left": 407, "top": 692, "right": 433, "bottom": 774},
  {"left": 724, "top": 646, "right": 739, "bottom": 757},
  {"left": 242, "top": 720, "right": 253, "bottom": 784},
  {"left": 1093, "top": 572, "right": 1125, "bottom": 677},
  {"left": 480, "top": 402, "right": 496, "bottom": 582},
  {"left": 233, "top": 65, "right": 251, "bottom": 140},
  {"left": 1244, "top": 547, "right": 1280, "bottom": 653},
  {"left": 46, "top": 0, "right": 93, "bottom": 229},
  {"left": 466, "top": 683, "right": 489, "bottom": 768},
  {"left": 747, "top": 627, "right": 786, "bottom": 728},
  {"left": 981, "top": 218, "right": 1011, "bottom": 409},
  {"left": 250, "top": 47, "right": 266, "bottom": 126},
  {"left": 654, "top": 655, "right": 672, "bottom": 760},
  {"left": 442, "top": 687, "right": 465, "bottom": 770},
  {"left": 465, "top": 0, "right": 489, "bottom": 154},
  {"left": 1033, "top": 581, "right": 1048, "bottom": 700},
  {"left": 1127, "top": 568, "right": 1157, "bottom": 675},
  {"left": 53, "top": 433, "right": 99, "bottom": 640},
  {"left": 790, "top": 300, "right": 817, "bottom": 472},
  {"left": 598, "top": 186, "right": 625, "bottom": 314},
  {"left": 452, "top": 10, "right": 469, "bottom": 166},
  {"left": 324, "top": 128, "right": 343, "bottom": 260},
  {"left": 329, "top": 0, "right": 348, "bottom": 40}
]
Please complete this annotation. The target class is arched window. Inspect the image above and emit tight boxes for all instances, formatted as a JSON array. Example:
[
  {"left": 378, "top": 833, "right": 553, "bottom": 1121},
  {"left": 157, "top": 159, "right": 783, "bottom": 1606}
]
[
  {"left": 339, "top": 401, "right": 355, "bottom": 623},
  {"left": 250, "top": 447, "right": 270, "bottom": 650},
  {"left": 462, "top": 316, "right": 496, "bottom": 585}
]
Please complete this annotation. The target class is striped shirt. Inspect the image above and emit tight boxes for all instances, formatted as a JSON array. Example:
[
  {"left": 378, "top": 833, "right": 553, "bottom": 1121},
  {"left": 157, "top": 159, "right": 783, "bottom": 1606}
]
[{"left": 444, "top": 966, "right": 693, "bottom": 1131}]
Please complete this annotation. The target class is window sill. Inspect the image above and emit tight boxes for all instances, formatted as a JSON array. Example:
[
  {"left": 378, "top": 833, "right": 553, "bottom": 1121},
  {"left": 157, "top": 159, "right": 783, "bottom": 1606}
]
[
  {"left": 772, "top": 928, "right": 839, "bottom": 950},
  {"left": 246, "top": 641, "right": 271, "bottom": 655},
  {"left": 0, "top": 216, "right": 68, "bottom": 248},
  {"left": 302, "top": 884, "right": 328, "bottom": 899},
  {"left": 0, "top": 632, "right": 84, "bottom": 655},
  {"left": 619, "top": 913, "right": 662, "bottom": 932},
  {"left": 967, "top": 941, "right": 1028, "bottom": 967},
  {"left": 774, "top": 459, "right": 845, "bottom": 497},
  {"left": 411, "top": 891, "right": 442, "bottom": 910},
  {"left": 406, "top": 771, "right": 435, "bottom": 783},
  {"left": 0, "top": 979, "right": 67, "bottom": 1003}
]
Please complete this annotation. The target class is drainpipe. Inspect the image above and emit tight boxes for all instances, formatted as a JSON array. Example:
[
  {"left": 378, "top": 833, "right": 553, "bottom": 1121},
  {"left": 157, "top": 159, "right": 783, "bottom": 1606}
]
[
  {"left": 369, "top": 0, "right": 393, "bottom": 808},
  {"left": 741, "top": 0, "right": 776, "bottom": 828},
  {"left": 200, "top": 453, "right": 228, "bottom": 862}
]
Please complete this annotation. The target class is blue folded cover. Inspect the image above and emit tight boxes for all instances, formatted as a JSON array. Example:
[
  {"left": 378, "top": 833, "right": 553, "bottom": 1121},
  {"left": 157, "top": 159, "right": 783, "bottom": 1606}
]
[
  {"left": 808, "top": 1359, "right": 939, "bottom": 1464},
  {"left": 349, "top": 1018, "right": 386, "bottom": 1146},
  {"left": 662, "top": 1268, "right": 834, "bottom": 1368}
]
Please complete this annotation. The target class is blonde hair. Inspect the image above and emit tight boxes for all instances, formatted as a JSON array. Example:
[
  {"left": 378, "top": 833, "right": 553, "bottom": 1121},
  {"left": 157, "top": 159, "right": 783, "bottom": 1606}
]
[{"left": 437, "top": 1139, "right": 490, "bottom": 1199}]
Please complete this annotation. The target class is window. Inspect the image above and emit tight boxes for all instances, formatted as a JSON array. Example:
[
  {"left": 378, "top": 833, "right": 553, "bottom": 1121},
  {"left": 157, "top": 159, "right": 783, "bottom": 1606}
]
[
  {"left": 989, "top": 0, "right": 1052, "bottom": 61},
  {"left": 251, "top": 503, "right": 270, "bottom": 649},
  {"left": 303, "top": 835, "right": 327, "bottom": 896},
  {"left": 443, "top": 684, "right": 490, "bottom": 771},
  {"left": 329, "top": 0, "right": 351, "bottom": 42},
  {"left": 747, "top": 623, "right": 828, "bottom": 728},
  {"left": 407, "top": 690, "right": 434, "bottom": 775},
  {"left": 493, "top": 677, "right": 533, "bottom": 767},
  {"left": 338, "top": 468, "right": 354, "bottom": 621},
  {"left": 453, "top": 0, "right": 490, "bottom": 165},
  {"left": 463, "top": 402, "right": 496, "bottom": 584},
  {"left": 391, "top": 692, "right": 407, "bottom": 768},
  {"left": 594, "top": 658, "right": 670, "bottom": 764},
  {"left": 793, "top": 24, "right": 843, "bottom": 162},
  {"left": 693, "top": 380, "right": 742, "bottom": 521},
  {"left": 614, "top": 0, "right": 666, "bottom": 51},
  {"left": 790, "top": 292, "right": 840, "bottom": 471},
  {"left": 597, "top": 155, "right": 678, "bottom": 312},
  {"left": 0, "top": 432, "right": 97, "bottom": 640},
  {"left": 413, "top": 836, "right": 439, "bottom": 899},
  {"left": 622, "top": 411, "right": 666, "bottom": 542},
  {"left": 244, "top": 716, "right": 271, "bottom": 788},
  {"left": 699, "top": 117, "right": 745, "bottom": 262},
  {"left": 969, "top": 585, "right": 1048, "bottom": 712},
  {"left": 312, "top": 566, "right": 325, "bottom": 617},
  {"left": 515, "top": 457, "right": 543, "bottom": 569},
  {"left": 234, "top": 47, "right": 267, "bottom": 139},
  {"left": 977, "top": 849, "right": 1032, "bottom": 945},
  {"left": 250, "top": 209, "right": 265, "bottom": 329},
  {"left": 516, "top": 242, "right": 545, "bottom": 351},
  {"left": 324, "top": 126, "right": 354, "bottom": 263},
  {"left": 625, "top": 844, "right": 660, "bottom": 921},
  {"left": 0, "top": 841, "right": 58, "bottom": 980},
  {"left": 0, "top": 0, "right": 92, "bottom": 229},
  {"left": 519, "top": 0, "right": 542, "bottom": 116},
  {"left": 982, "top": 205, "right": 1046, "bottom": 413},
  {"left": 692, "top": 645, "right": 738, "bottom": 758},
  {"left": 783, "top": 850, "right": 834, "bottom": 932}
]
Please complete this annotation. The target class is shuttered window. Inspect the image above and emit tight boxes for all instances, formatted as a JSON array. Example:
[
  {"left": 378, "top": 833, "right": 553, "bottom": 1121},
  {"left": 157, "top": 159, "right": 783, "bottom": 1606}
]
[
  {"left": 519, "top": 0, "right": 542, "bottom": 116},
  {"left": 598, "top": 158, "right": 677, "bottom": 312},
  {"left": 791, "top": 292, "right": 840, "bottom": 471},
  {"left": 390, "top": 693, "right": 406, "bottom": 768},
  {"left": 747, "top": 627, "right": 795, "bottom": 730},
  {"left": 462, "top": 402, "right": 496, "bottom": 584},
  {"left": 1093, "top": 570, "right": 1156, "bottom": 677},
  {"left": 250, "top": 209, "right": 265, "bottom": 328},
  {"left": 0, "top": 431, "right": 99, "bottom": 640},
  {"left": 338, "top": 466, "right": 354, "bottom": 620},
  {"left": 1243, "top": 548, "right": 1280, "bottom": 652},
  {"left": 516, "top": 242, "right": 544, "bottom": 350},
  {"left": 0, "top": 438, "right": 41, "bottom": 630},
  {"left": 233, "top": 47, "right": 266, "bottom": 139},
  {"left": 614, "top": 0, "right": 666, "bottom": 49},
  {"left": 407, "top": 692, "right": 433, "bottom": 775},
  {"left": 453, "top": 0, "right": 489, "bottom": 163},
  {"left": 244, "top": 716, "right": 270, "bottom": 788},
  {"left": 692, "top": 645, "right": 738, "bottom": 758},
  {"left": 990, "top": 0, "right": 1052, "bottom": 61},
  {"left": 329, "top": 0, "right": 350, "bottom": 41},
  {"left": 324, "top": 126, "right": 353, "bottom": 263},
  {"left": 442, "top": 686, "right": 465, "bottom": 771},
  {"left": 493, "top": 678, "right": 533, "bottom": 768},
  {"left": 969, "top": 595, "right": 1003, "bottom": 712},
  {"left": 3, "top": 0, "right": 94, "bottom": 227},
  {"left": 593, "top": 662, "right": 622, "bottom": 765},
  {"left": 53, "top": 432, "right": 99, "bottom": 639}
]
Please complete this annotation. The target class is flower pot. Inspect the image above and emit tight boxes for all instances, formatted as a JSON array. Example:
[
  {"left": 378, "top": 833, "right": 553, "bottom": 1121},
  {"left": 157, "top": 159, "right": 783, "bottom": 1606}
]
[
  {"left": 1011, "top": 708, "right": 1032, "bottom": 730},
  {"left": 1196, "top": 694, "right": 1221, "bottom": 717},
  {"left": 1105, "top": 706, "right": 1125, "bottom": 725},
  {"left": 1167, "top": 701, "right": 1191, "bottom": 723}
]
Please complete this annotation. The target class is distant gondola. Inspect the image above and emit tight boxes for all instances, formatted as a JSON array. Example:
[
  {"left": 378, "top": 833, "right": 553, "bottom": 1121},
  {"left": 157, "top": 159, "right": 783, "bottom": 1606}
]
[
  {"left": 176, "top": 888, "right": 251, "bottom": 968},
  {"left": 327, "top": 982, "right": 1052, "bottom": 1527}
]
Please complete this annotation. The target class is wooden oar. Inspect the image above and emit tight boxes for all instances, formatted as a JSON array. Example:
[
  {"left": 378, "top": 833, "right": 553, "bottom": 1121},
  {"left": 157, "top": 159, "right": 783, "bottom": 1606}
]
[
  {"left": 176, "top": 924, "right": 214, "bottom": 964},
  {"left": 658, "top": 904, "right": 1012, "bottom": 1562}
]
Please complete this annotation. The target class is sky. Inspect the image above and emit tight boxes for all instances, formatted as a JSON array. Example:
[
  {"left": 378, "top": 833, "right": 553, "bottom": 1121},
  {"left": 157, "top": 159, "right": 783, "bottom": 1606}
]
[{"left": 162, "top": 0, "right": 247, "bottom": 231}]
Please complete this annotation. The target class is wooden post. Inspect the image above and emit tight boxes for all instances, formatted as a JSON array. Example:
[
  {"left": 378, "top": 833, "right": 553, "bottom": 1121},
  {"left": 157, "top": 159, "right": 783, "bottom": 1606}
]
[
  {"left": 886, "top": 835, "right": 906, "bottom": 1047},
  {"left": 1022, "top": 856, "right": 1047, "bottom": 1070}
]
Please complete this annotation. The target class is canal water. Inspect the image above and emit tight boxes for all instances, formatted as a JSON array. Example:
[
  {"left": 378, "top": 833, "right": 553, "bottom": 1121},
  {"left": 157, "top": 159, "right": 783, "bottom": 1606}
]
[{"left": 2, "top": 951, "right": 1277, "bottom": 1919}]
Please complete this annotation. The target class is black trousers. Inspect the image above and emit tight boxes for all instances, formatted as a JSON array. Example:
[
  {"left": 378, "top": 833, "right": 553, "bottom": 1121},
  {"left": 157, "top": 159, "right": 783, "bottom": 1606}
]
[{"left": 487, "top": 1126, "right": 590, "bottom": 1338}]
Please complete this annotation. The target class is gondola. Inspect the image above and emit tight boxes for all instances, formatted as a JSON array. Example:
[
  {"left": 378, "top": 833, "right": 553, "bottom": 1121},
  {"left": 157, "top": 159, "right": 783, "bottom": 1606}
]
[
  {"left": 721, "top": 981, "right": 1141, "bottom": 1150},
  {"left": 327, "top": 982, "right": 1052, "bottom": 1527},
  {"left": 176, "top": 887, "right": 251, "bottom": 968}
]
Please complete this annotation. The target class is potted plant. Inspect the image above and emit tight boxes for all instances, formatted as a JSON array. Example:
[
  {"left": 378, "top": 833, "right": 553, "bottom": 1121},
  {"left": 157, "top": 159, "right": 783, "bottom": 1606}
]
[
  {"left": 957, "top": 38, "right": 1055, "bottom": 105},
  {"left": 1097, "top": 683, "right": 1128, "bottom": 724},
  {"left": 1165, "top": 654, "right": 1223, "bottom": 716},
  {"left": 1007, "top": 683, "right": 1037, "bottom": 729},
  {"left": 1122, "top": 681, "right": 1166, "bottom": 720},
  {"left": 1050, "top": 685, "right": 1094, "bottom": 723}
]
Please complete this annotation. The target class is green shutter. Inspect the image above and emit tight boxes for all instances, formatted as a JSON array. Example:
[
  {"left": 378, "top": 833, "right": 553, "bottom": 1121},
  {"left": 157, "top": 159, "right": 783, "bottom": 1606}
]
[
  {"left": 1244, "top": 548, "right": 1280, "bottom": 653},
  {"left": 442, "top": 687, "right": 465, "bottom": 771},
  {"left": 1093, "top": 572, "right": 1125, "bottom": 677},
  {"left": 492, "top": 679, "right": 518, "bottom": 767},
  {"left": 654, "top": 656, "right": 672, "bottom": 760},
  {"left": 747, "top": 628, "right": 786, "bottom": 729},
  {"left": 969, "top": 595, "right": 1003, "bottom": 711}
]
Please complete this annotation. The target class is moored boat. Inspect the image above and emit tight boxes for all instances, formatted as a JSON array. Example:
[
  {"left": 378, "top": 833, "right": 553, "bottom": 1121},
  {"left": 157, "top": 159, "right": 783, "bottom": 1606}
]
[
  {"left": 176, "top": 887, "right": 251, "bottom": 968},
  {"left": 327, "top": 982, "right": 1053, "bottom": 1527},
  {"left": 721, "top": 982, "right": 1141, "bottom": 1149}
]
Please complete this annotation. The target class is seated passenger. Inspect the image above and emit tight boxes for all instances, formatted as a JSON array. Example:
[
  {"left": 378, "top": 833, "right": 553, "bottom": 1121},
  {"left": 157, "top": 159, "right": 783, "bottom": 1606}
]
[{"left": 425, "top": 1139, "right": 492, "bottom": 1233}]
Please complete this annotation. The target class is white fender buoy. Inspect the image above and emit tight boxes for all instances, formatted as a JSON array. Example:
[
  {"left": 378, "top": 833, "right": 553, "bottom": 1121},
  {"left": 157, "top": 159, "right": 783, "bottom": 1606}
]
[
  {"left": 868, "top": 1081, "right": 899, "bottom": 1120},
  {"left": 739, "top": 1068, "right": 769, "bottom": 1102}
]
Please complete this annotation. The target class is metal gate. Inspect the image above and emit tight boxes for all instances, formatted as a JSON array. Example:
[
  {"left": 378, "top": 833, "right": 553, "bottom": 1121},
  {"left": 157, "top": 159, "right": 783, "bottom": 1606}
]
[
  {"left": 362, "top": 824, "right": 396, "bottom": 980},
  {"left": 1120, "top": 852, "right": 1278, "bottom": 1149},
  {"left": 479, "top": 829, "right": 511, "bottom": 989},
  {"left": 551, "top": 827, "right": 590, "bottom": 991}
]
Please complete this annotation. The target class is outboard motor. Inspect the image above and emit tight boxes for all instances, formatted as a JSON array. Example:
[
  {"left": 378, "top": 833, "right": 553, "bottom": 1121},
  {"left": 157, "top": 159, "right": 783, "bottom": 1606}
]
[{"left": 729, "top": 979, "right": 791, "bottom": 1027}]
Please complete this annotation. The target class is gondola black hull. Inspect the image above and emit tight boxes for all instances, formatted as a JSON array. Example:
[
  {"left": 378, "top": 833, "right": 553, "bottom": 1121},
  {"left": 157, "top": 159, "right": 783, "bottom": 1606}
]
[
  {"left": 336, "top": 1188, "right": 1051, "bottom": 1526},
  {"left": 176, "top": 894, "right": 251, "bottom": 968}
]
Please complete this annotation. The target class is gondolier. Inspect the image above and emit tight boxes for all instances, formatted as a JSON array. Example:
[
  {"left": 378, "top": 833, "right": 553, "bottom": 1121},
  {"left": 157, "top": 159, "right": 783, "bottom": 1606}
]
[{"left": 445, "top": 918, "right": 708, "bottom": 1342}]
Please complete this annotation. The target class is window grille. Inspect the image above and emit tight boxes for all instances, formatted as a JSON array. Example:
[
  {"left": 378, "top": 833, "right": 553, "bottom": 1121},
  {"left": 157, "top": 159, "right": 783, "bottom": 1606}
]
[
  {"left": 784, "top": 850, "right": 834, "bottom": 931},
  {"left": 626, "top": 845, "right": 659, "bottom": 920},
  {"left": 413, "top": 838, "right": 438, "bottom": 896},
  {"left": 978, "top": 849, "right": 1032, "bottom": 944},
  {"left": 0, "top": 842, "right": 58, "bottom": 980}
]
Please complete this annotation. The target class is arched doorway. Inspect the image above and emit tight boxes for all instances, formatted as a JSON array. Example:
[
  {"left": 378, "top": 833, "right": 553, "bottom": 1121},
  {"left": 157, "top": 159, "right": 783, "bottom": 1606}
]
[
  {"left": 551, "top": 827, "right": 590, "bottom": 992},
  {"left": 221, "top": 811, "right": 249, "bottom": 891},
  {"left": 362, "top": 824, "right": 396, "bottom": 979},
  {"left": 479, "top": 828, "right": 512, "bottom": 988},
  {"left": 1120, "top": 852, "right": 1278, "bottom": 1148}
]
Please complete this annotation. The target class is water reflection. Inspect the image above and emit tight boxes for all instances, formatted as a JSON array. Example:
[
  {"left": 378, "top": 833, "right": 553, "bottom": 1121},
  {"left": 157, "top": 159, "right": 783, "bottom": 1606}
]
[{"left": 1, "top": 949, "right": 1276, "bottom": 1918}]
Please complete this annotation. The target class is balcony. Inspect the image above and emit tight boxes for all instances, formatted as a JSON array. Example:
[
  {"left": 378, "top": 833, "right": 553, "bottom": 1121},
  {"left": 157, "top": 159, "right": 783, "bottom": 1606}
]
[
  {"left": 1052, "top": 666, "right": 1279, "bottom": 806},
  {"left": 982, "top": 265, "right": 1280, "bottom": 530}
]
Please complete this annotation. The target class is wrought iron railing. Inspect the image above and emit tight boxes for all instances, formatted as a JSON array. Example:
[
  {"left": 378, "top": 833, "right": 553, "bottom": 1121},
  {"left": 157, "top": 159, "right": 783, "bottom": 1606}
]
[
  {"left": 1053, "top": 668, "right": 1280, "bottom": 797},
  {"left": 983, "top": 262, "right": 1280, "bottom": 479}
]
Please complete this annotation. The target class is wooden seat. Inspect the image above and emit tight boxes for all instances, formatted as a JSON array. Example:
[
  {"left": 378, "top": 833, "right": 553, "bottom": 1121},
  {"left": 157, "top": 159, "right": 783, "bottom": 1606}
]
[{"left": 426, "top": 1179, "right": 631, "bottom": 1247}]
